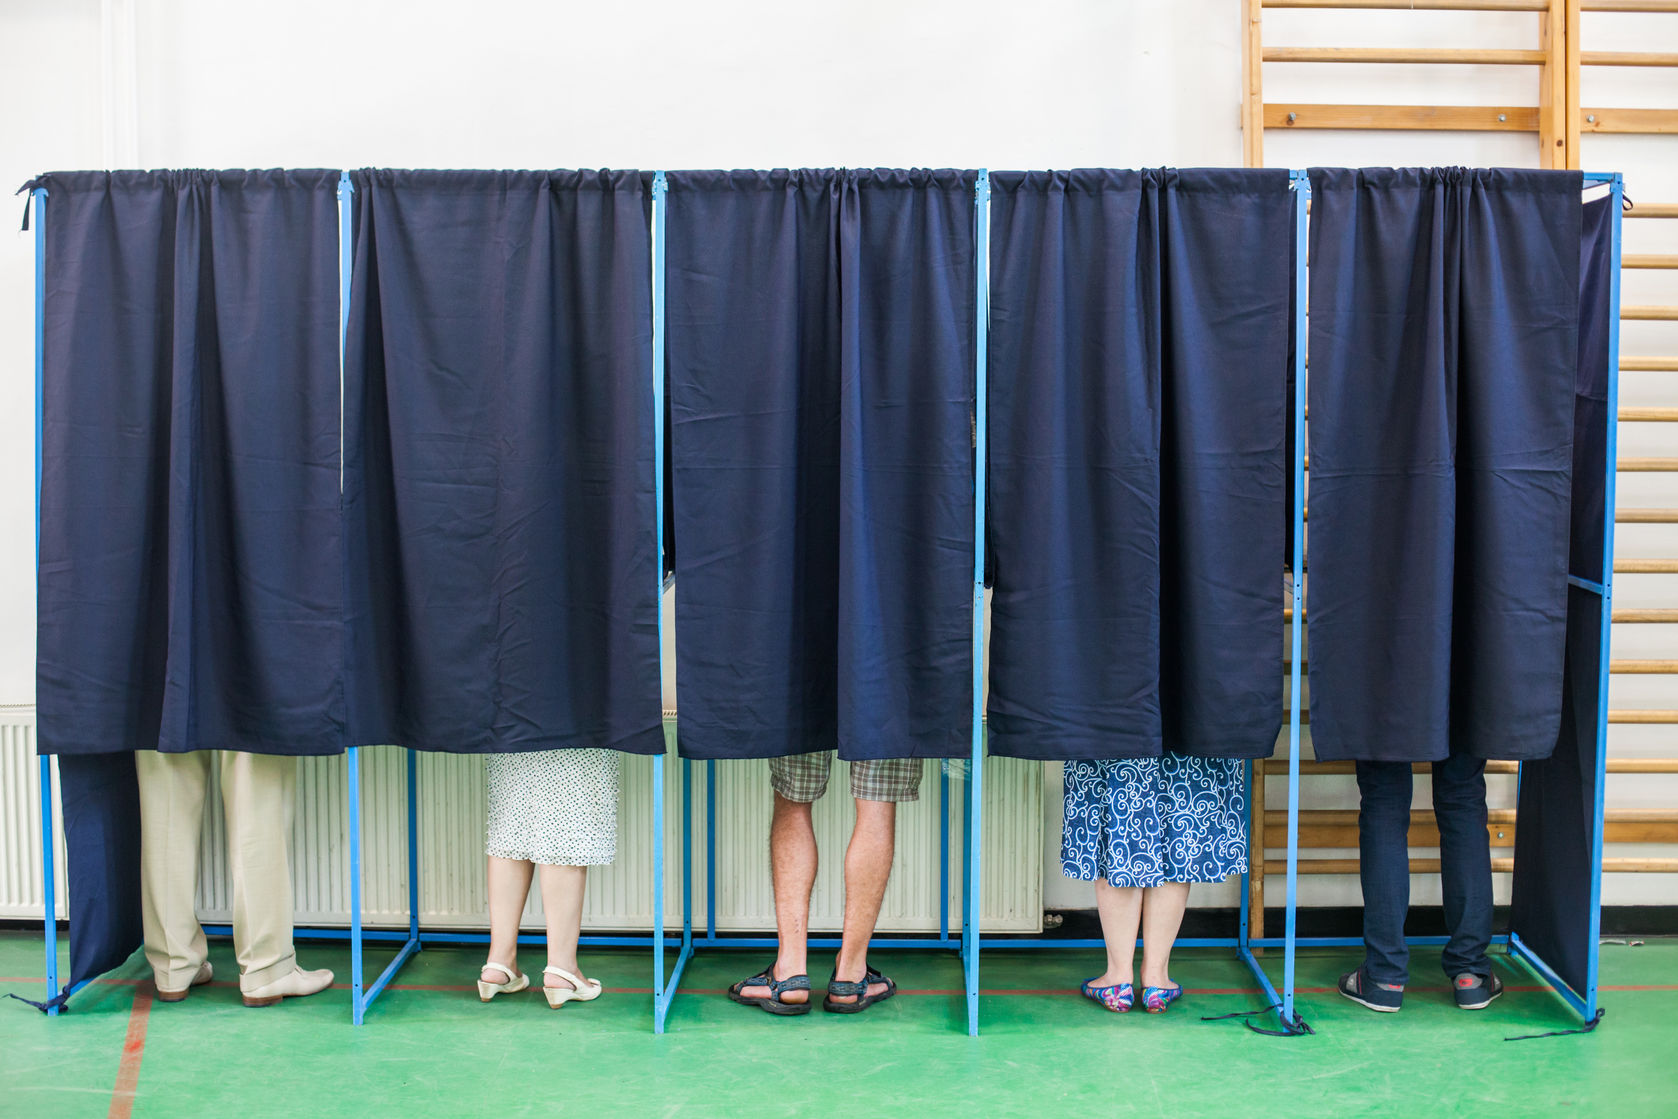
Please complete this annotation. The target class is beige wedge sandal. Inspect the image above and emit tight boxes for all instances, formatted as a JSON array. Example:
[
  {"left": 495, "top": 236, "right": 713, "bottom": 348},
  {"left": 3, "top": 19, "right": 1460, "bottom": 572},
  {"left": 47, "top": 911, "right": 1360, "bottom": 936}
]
[
  {"left": 542, "top": 965, "right": 603, "bottom": 1008},
  {"left": 477, "top": 962, "right": 530, "bottom": 1002}
]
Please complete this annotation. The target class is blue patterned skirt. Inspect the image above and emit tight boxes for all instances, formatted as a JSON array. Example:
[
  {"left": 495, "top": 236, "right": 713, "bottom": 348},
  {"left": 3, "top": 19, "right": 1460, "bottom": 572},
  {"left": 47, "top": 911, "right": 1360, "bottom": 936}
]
[{"left": 1062, "top": 755, "right": 1249, "bottom": 888}]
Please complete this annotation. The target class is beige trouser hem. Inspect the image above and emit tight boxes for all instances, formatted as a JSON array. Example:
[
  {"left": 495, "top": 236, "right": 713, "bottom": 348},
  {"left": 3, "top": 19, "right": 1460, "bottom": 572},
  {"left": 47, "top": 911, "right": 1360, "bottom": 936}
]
[{"left": 137, "top": 750, "right": 299, "bottom": 993}]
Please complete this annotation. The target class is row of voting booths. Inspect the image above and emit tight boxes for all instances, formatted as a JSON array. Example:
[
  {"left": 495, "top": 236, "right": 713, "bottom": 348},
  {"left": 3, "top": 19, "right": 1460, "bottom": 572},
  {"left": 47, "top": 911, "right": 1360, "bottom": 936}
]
[{"left": 22, "top": 165, "right": 1622, "bottom": 1036}]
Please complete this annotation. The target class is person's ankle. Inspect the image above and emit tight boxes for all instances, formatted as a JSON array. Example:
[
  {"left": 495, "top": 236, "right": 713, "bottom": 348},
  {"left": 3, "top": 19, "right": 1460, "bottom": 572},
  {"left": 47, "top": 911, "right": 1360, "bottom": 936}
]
[
  {"left": 1092, "top": 970, "right": 1133, "bottom": 988},
  {"left": 545, "top": 960, "right": 581, "bottom": 983},
  {"left": 483, "top": 957, "right": 519, "bottom": 976},
  {"left": 832, "top": 954, "right": 865, "bottom": 982}
]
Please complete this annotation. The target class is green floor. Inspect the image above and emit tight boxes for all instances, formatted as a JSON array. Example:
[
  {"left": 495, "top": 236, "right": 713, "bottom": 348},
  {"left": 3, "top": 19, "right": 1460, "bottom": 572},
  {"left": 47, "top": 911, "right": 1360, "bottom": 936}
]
[{"left": 1, "top": 930, "right": 1673, "bottom": 1118}]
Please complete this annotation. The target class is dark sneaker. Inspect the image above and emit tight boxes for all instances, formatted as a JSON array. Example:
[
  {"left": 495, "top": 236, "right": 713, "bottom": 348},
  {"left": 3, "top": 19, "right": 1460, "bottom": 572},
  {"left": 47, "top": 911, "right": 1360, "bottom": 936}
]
[
  {"left": 1338, "top": 968, "right": 1403, "bottom": 1013},
  {"left": 1453, "top": 972, "right": 1503, "bottom": 1010}
]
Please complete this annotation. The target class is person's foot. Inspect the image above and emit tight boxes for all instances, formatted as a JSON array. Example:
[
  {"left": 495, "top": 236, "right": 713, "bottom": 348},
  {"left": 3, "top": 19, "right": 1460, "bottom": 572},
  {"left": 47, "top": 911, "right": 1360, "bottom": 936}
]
[
  {"left": 155, "top": 961, "right": 213, "bottom": 1003},
  {"left": 476, "top": 961, "right": 529, "bottom": 1001},
  {"left": 735, "top": 962, "right": 810, "bottom": 1005},
  {"left": 543, "top": 964, "right": 592, "bottom": 992},
  {"left": 825, "top": 962, "right": 892, "bottom": 1006},
  {"left": 241, "top": 965, "right": 334, "bottom": 1008},
  {"left": 541, "top": 965, "right": 602, "bottom": 1008},
  {"left": 1338, "top": 968, "right": 1403, "bottom": 1013},
  {"left": 1452, "top": 971, "right": 1503, "bottom": 1010}
]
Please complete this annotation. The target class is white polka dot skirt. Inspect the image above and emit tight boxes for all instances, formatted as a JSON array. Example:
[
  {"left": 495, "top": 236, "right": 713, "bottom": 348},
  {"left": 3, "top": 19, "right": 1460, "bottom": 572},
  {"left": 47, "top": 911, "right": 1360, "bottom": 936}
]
[{"left": 485, "top": 749, "right": 620, "bottom": 866}]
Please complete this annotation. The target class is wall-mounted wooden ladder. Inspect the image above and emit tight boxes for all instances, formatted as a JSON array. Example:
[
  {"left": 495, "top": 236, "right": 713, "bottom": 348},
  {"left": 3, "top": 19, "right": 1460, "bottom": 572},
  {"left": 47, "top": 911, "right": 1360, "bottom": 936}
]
[{"left": 1241, "top": 0, "right": 1678, "bottom": 937}]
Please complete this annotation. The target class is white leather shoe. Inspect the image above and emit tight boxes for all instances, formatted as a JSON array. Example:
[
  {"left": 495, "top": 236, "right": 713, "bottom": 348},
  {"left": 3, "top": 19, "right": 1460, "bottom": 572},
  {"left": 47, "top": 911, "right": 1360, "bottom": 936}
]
[
  {"left": 477, "top": 961, "right": 530, "bottom": 1002},
  {"left": 155, "top": 961, "right": 213, "bottom": 1003},
  {"left": 241, "top": 966, "right": 334, "bottom": 1008},
  {"left": 542, "top": 965, "right": 602, "bottom": 1009}
]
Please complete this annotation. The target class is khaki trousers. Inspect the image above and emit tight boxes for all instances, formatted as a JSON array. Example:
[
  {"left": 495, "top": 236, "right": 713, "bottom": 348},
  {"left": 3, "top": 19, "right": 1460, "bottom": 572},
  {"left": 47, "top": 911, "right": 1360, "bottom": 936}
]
[{"left": 136, "top": 750, "right": 298, "bottom": 993}]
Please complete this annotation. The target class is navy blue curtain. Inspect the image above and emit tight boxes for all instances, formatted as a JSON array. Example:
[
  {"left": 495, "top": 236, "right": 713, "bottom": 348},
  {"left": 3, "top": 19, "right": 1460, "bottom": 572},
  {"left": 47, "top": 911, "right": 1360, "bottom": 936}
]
[
  {"left": 1306, "top": 168, "right": 1582, "bottom": 762},
  {"left": 342, "top": 170, "right": 663, "bottom": 754},
  {"left": 1509, "top": 193, "right": 1615, "bottom": 999},
  {"left": 21, "top": 169, "right": 341, "bottom": 1009},
  {"left": 985, "top": 169, "right": 1292, "bottom": 761},
  {"left": 30, "top": 170, "right": 345, "bottom": 756},
  {"left": 667, "top": 169, "right": 975, "bottom": 761}
]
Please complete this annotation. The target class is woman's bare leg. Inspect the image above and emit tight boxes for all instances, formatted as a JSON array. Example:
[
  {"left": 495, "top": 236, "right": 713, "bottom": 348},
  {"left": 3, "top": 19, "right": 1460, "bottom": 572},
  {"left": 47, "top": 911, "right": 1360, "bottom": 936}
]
[
  {"left": 485, "top": 855, "right": 533, "bottom": 982},
  {"left": 1139, "top": 882, "right": 1191, "bottom": 989},
  {"left": 537, "top": 864, "right": 589, "bottom": 988},
  {"left": 1091, "top": 879, "right": 1144, "bottom": 986}
]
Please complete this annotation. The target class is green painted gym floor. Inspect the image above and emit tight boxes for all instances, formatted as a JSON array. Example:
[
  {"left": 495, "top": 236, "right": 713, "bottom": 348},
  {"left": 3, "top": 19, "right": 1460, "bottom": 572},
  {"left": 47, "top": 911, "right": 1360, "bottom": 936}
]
[{"left": 1, "top": 931, "right": 1672, "bottom": 1118}]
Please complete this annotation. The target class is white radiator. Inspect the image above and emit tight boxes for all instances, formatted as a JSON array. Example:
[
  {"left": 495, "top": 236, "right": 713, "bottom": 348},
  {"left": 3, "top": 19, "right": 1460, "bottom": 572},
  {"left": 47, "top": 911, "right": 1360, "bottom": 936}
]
[{"left": 0, "top": 711, "right": 1041, "bottom": 934}]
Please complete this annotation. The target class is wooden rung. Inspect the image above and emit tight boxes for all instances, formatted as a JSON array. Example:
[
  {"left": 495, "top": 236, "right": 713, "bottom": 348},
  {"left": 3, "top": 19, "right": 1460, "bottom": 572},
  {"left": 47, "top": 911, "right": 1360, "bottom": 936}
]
[
  {"left": 1624, "top": 256, "right": 1678, "bottom": 269},
  {"left": 1627, "top": 204, "right": 1678, "bottom": 218},
  {"left": 1304, "top": 456, "right": 1676, "bottom": 471},
  {"left": 1622, "top": 357, "right": 1678, "bottom": 371},
  {"left": 1280, "top": 659, "right": 1678, "bottom": 674},
  {"left": 1583, "top": 109, "right": 1678, "bottom": 134},
  {"left": 1615, "top": 659, "right": 1678, "bottom": 672},
  {"left": 1265, "top": 809, "right": 1678, "bottom": 826},
  {"left": 1624, "top": 306, "right": 1678, "bottom": 321},
  {"left": 1261, "top": 756, "right": 1678, "bottom": 773},
  {"left": 1265, "top": 104, "right": 1538, "bottom": 131},
  {"left": 1618, "top": 509, "right": 1678, "bottom": 523},
  {"left": 1581, "top": 51, "right": 1678, "bottom": 67},
  {"left": 1288, "top": 607, "right": 1678, "bottom": 623},
  {"left": 1263, "top": 858, "right": 1678, "bottom": 874},
  {"left": 1580, "top": 1, "right": 1678, "bottom": 12},
  {"left": 1263, "top": 46, "right": 1549, "bottom": 64},
  {"left": 1610, "top": 711, "right": 1678, "bottom": 725},
  {"left": 1616, "top": 558, "right": 1678, "bottom": 573},
  {"left": 1620, "top": 408, "right": 1678, "bottom": 420},
  {"left": 1262, "top": 0, "right": 1550, "bottom": 8}
]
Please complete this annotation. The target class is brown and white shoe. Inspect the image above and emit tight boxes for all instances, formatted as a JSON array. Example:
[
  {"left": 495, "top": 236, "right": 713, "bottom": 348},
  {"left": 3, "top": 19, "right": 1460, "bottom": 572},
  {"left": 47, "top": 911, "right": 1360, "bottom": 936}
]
[
  {"left": 241, "top": 966, "right": 334, "bottom": 1008},
  {"left": 155, "top": 961, "right": 214, "bottom": 1003}
]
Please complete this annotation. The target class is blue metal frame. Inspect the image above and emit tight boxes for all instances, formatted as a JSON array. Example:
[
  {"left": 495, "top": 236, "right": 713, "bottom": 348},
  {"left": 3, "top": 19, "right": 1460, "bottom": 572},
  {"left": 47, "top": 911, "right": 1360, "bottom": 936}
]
[
  {"left": 1505, "top": 170, "right": 1622, "bottom": 1025},
  {"left": 961, "top": 173, "right": 1310, "bottom": 1037},
  {"left": 650, "top": 172, "right": 986, "bottom": 1035},
  {"left": 30, "top": 168, "right": 1618, "bottom": 1036},
  {"left": 344, "top": 172, "right": 681, "bottom": 1025},
  {"left": 964, "top": 169, "right": 990, "bottom": 1038},
  {"left": 33, "top": 187, "right": 58, "bottom": 1017}
]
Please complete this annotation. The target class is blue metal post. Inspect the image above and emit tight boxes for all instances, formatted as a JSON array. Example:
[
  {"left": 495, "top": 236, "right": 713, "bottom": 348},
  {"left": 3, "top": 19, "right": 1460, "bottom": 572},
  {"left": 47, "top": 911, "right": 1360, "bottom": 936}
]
[
  {"left": 337, "top": 172, "right": 365, "bottom": 1025},
  {"left": 32, "top": 187, "right": 59, "bottom": 1016},
  {"left": 939, "top": 765, "right": 950, "bottom": 942},
  {"left": 966, "top": 170, "right": 990, "bottom": 1038},
  {"left": 1585, "top": 173, "right": 1623, "bottom": 1021},
  {"left": 348, "top": 746, "right": 364, "bottom": 1024},
  {"left": 649, "top": 170, "right": 675, "bottom": 1033},
  {"left": 407, "top": 748, "right": 420, "bottom": 945},
  {"left": 1281, "top": 169, "right": 1310, "bottom": 1031},
  {"left": 707, "top": 760, "right": 717, "bottom": 939},
  {"left": 682, "top": 758, "right": 693, "bottom": 946}
]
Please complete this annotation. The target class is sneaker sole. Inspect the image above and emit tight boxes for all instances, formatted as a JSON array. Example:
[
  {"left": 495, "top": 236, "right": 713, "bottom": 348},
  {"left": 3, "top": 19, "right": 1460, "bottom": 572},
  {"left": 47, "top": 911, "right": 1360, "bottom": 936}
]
[
  {"left": 1456, "top": 992, "right": 1501, "bottom": 1011},
  {"left": 1338, "top": 988, "right": 1401, "bottom": 1013}
]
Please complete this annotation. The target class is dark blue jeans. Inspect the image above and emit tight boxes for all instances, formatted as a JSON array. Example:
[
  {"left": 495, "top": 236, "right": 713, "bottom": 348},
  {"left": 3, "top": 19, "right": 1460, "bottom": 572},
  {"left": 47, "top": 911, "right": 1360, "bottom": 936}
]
[{"left": 1355, "top": 754, "right": 1493, "bottom": 986}]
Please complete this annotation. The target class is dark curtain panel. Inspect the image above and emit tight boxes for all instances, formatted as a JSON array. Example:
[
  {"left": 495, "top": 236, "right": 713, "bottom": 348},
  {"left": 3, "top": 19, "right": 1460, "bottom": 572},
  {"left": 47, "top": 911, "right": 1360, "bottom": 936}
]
[
  {"left": 29, "top": 169, "right": 345, "bottom": 757},
  {"left": 343, "top": 169, "right": 663, "bottom": 754},
  {"left": 1306, "top": 168, "right": 1581, "bottom": 763},
  {"left": 667, "top": 168, "right": 975, "bottom": 761},
  {"left": 1509, "top": 193, "right": 1615, "bottom": 998},
  {"left": 22, "top": 168, "right": 340, "bottom": 1008},
  {"left": 985, "top": 169, "right": 1291, "bottom": 761}
]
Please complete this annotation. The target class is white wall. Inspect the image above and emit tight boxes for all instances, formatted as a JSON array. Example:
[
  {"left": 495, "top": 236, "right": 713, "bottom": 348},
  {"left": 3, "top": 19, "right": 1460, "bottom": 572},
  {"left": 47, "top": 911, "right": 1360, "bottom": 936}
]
[{"left": 2, "top": 0, "right": 1673, "bottom": 914}]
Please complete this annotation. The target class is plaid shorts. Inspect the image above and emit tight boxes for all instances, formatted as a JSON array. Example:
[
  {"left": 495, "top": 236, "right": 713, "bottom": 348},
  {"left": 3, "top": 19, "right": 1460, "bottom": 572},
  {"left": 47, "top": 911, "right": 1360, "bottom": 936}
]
[{"left": 768, "top": 752, "right": 923, "bottom": 804}]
